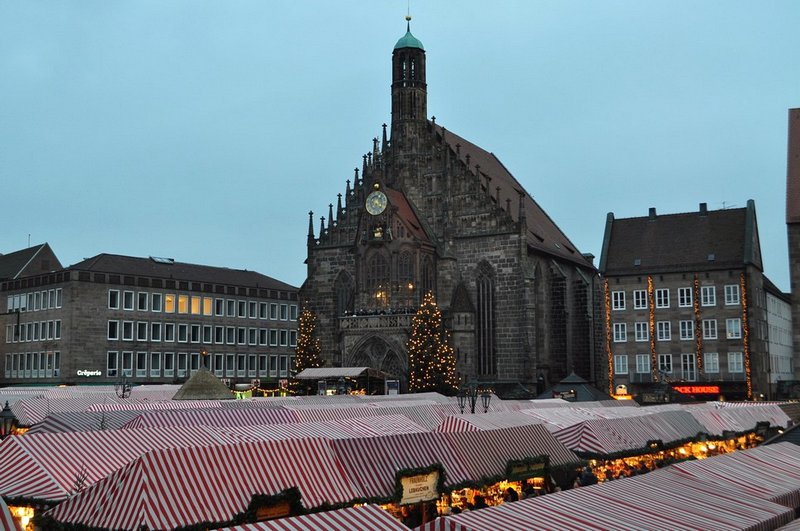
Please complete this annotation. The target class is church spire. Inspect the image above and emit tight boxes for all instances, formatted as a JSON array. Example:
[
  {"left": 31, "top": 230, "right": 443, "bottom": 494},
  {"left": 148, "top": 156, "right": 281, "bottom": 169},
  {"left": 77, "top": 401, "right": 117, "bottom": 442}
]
[{"left": 391, "top": 16, "right": 427, "bottom": 146}]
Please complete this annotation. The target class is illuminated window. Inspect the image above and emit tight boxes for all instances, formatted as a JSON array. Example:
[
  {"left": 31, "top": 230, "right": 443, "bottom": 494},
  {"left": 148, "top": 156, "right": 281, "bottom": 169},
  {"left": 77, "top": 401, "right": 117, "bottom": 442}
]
[
  {"left": 164, "top": 294, "right": 176, "bottom": 313},
  {"left": 177, "top": 295, "right": 188, "bottom": 314},
  {"left": 190, "top": 296, "right": 201, "bottom": 315},
  {"left": 203, "top": 298, "right": 213, "bottom": 316}
]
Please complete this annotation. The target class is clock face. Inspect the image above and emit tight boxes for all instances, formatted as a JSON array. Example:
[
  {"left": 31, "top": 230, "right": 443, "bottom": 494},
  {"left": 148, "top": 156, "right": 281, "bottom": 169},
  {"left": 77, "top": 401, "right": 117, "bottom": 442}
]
[{"left": 366, "top": 190, "right": 388, "bottom": 215}]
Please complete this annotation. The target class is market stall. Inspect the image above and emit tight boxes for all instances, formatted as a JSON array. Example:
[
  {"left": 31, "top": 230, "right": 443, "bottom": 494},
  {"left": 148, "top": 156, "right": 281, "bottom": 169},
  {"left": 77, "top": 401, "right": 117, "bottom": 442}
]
[{"left": 213, "top": 504, "right": 408, "bottom": 531}]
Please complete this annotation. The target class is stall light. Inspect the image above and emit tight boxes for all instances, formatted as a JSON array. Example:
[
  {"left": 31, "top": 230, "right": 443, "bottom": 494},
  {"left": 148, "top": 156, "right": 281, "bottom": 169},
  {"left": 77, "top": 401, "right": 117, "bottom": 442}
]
[
  {"left": 708, "top": 443, "right": 716, "bottom": 450},
  {"left": 11, "top": 506, "right": 33, "bottom": 529},
  {"left": 678, "top": 448, "right": 687, "bottom": 455}
]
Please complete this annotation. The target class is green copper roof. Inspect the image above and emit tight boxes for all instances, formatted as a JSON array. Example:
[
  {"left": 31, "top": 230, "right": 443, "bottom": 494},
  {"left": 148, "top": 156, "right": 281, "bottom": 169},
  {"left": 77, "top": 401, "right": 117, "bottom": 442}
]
[{"left": 394, "top": 28, "right": 424, "bottom": 50}]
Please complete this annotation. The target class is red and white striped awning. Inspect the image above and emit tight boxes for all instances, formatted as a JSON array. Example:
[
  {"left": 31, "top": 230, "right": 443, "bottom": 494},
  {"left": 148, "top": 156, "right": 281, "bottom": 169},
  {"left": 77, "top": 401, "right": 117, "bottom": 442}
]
[
  {"left": 45, "top": 438, "right": 363, "bottom": 530},
  {"left": 121, "top": 407, "right": 302, "bottom": 429},
  {"left": 436, "top": 411, "right": 544, "bottom": 432},
  {"left": 214, "top": 504, "right": 407, "bottom": 531},
  {"left": 0, "top": 426, "right": 238, "bottom": 502},
  {"left": 0, "top": 496, "right": 22, "bottom": 531},
  {"left": 219, "top": 415, "right": 427, "bottom": 442}
]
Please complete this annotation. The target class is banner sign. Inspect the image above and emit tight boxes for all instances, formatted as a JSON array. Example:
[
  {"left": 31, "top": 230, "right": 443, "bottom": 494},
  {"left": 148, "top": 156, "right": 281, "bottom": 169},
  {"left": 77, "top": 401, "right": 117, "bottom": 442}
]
[
  {"left": 506, "top": 457, "right": 549, "bottom": 481},
  {"left": 673, "top": 385, "right": 720, "bottom": 395},
  {"left": 399, "top": 470, "right": 440, "bottom": 505}
]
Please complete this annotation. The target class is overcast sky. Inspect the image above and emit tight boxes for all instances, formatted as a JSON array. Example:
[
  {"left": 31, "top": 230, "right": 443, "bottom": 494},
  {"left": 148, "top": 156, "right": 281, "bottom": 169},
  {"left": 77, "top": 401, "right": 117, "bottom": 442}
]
[{"left": 1, "top": 1, "right": 798, "bottom": 291}]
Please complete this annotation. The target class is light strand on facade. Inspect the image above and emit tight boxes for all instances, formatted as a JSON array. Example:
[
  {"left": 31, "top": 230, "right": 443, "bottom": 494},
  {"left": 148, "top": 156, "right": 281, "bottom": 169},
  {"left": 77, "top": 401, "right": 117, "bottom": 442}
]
[
  {"left": 603, "top": 279, "right": 614, "bottom": 396},
  {"left": 693, "top": 274, "right": 704, "bottom": 374},
  {"left": 647, "top": 276, "right": 658, "bottom": 382},
  {"left": 740, "top": 272, "right": 752, "bottom": 400}
]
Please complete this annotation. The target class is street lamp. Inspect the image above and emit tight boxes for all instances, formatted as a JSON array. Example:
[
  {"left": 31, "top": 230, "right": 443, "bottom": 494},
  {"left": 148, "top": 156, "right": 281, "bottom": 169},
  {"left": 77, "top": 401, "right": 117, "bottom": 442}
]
[
  {"left": 0, "top": 401, "right": 18, "bottom": 439},
  {"left": 458, "top": 384, "right": 492, "bottom": 414}
]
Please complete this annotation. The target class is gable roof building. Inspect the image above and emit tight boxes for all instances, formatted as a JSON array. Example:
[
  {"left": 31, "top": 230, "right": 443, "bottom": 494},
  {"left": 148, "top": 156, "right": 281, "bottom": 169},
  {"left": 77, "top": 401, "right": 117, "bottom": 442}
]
[
  {"left": 301, "top": 21, "right": 601, "bottom": 396},
  {"left": 599, "top": 201, "right": 770, "bottom": 401}
]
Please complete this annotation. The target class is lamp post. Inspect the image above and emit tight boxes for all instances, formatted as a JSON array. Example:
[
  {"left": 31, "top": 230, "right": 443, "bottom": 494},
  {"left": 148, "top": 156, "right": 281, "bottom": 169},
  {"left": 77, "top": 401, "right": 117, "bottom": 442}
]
[
  {"left": 0, "top": 401, "right": 18, "bottom": 440},
  {"left": 457, "top": 384, "right": 492, "bottom": 414}
]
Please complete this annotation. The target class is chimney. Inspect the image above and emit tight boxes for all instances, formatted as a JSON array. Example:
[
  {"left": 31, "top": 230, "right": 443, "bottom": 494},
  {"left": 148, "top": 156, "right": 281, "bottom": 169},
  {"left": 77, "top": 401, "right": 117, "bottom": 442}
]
[
  {"left": 699, "top": 202, "right": 708, "bottom": 216},
  {"left": 648, "top": 207, "right": 657, "bottom": 220}
]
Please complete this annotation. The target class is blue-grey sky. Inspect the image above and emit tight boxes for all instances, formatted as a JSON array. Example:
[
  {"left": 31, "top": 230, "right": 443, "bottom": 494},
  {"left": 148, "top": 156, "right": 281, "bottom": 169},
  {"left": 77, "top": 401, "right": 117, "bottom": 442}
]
[{"left": 1, "top": 1, "right": 798, "bottom": 291}]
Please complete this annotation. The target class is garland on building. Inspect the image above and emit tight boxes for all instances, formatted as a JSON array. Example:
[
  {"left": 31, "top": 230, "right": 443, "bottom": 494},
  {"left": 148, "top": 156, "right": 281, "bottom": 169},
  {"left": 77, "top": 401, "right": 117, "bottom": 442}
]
[
  {"left": 693, "top": 275, "right": 704, "bottom": 373},
  {"left": 740, "top": 272, "right": 752, "bottom": 399},
  {"left": 647, "top": 276, "right": 658, "bottom": 382},
  {"left": 407, "top": 291, "right": 458, "bottom": 395},
  {"left": 292, "top": 307, "right": 324, "bottom": 394},
  {"left": 603, "top": 279, "right": 614, "bottom": 396}
]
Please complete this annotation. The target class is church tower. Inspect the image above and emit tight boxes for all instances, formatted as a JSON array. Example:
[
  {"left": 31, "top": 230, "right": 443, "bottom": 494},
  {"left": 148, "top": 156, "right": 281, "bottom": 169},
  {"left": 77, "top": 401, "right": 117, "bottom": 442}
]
[{"left": 390, "top": 17, "right": 427, "bottom": 151}]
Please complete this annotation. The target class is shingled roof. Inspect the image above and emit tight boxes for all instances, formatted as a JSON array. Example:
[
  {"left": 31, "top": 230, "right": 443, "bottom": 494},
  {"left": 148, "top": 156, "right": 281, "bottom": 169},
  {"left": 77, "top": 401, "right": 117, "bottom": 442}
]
[
  {"left": 433, "top": 123, "right": 593, "bottom": 269},
  {"left": 69, "top": 254, "right": 297, "bottom": 291},
  {"left": 599, "top": 200, "right": 762, "bottom": 276},
  {"left": 0, "top": 243, "right": 61, "bottom": 281}
]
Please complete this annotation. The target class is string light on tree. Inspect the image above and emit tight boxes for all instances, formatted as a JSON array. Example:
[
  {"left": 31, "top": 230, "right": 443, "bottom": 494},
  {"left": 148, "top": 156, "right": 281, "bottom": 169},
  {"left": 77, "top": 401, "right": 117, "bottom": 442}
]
[
  {"left": 647, "top": 276, "right": 658, "bottom": 382},
  {"left": 740, "top": 272, "right": 752, "bottom": 400},
  {"left": 292, "top": 306, "right": 324, "bottom": 394},
  {"left": 603, "top": 279, "right": 614, "bottom": 396},
  {"left": 407, "top": 291, "right": 458, "bottom": 394},
  {"left": 693, "top": 275, "right": 704, "bottom": 374}
]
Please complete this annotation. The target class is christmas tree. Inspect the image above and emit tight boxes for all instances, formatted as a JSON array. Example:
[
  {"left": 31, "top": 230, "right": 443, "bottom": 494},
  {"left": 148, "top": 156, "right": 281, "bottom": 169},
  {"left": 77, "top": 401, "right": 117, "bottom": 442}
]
[
  {"left": 292, "top": 307, "right": 323, "bottom": 394},
  {"left": 407, "top": 291, "right": 458, "bottom": 395}
]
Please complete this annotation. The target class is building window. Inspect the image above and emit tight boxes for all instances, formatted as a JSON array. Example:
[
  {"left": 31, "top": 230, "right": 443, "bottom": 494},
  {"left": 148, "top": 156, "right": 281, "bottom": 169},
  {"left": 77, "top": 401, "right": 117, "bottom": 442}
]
[
  {"left": 259, "top": 328, "right": 268, "bottom": 346},
  {"left": 679, "top": 320, "right": 694, "bottom": 341},
  {"left": 214, "top": 326, "right": 224, "bottom": 344},
  {"left": 269, "top": 329, "right": 278, "bottom": 346},
  {"left": 137, "top": 292, "right": 148, "bottom": 311},
  {"left": 656, "top": 321, "right": 671, "bottom": 341},
  {"left": 238, "top": 300, "right": 247, "bottom": 318},
  {"left": 614, "top": 355, "right": 628, "bottom": 375},
  {"left": 248, "top": 328, "right": 257, "bottom": 345},
  {"left": 269, "top": 355, "right": 278, "bottom": 377},
  {"left": 678, "top": 287, "right": 692, "bottom": 308},
  {"left": 270, "top": 303, "right": 278, "bottom": 320},
  {"left": 163, "top": 352, "right": 174, "bottom": 377},
  {"left": 177, "top": 352, "right": 187, "bottom": 377},
  {"left": 701, "top": 286, "right": 716, "bottom": 307},
  {"left": 249, "top": 301, "right": 257, "bottom": 319},
  {"left": 178, "top": 295, "right": 189, "bottom": 314},
  {"left": 150, "top": 352, "right": 161, "bottom": 377},
  {"left": 177, "top": 324, "right": 188, "bottom": 343},
  {"left": 702, "top": 319, "right": 717, "bottom": 339},
  {"left": 658, "top": 353, "right": 672, "bottom": 374},
  {"left": 611, "top": 291, "right": 625, "bottom": 310},
  {"left": 122, "top": 321, "right": 134, "bottom": 341},
  {"left": 226, "top": 354, "right": 235, "bottom": 377},
  {"left": 55, "top": 288, "right": 63, "bottom": 308},
  {"left": 226, "top": 327, "right": 235, "bottom": 344},
  {"left": 724, "top": 285, "right": 740, "bottom": 305},
  {"left": 165, "top": 294, "right": 176, "bottom": 313},
  {"left": 237, "top": 327, "right": 246, "bottom": 345},
  {"left": 280, "top": 304, "right": 288, "bottom": 321},
  {"left": 681, "top": 353, "right": 697, "bottom": 381},
  {"left": 655, "top": 288, "right": 669, "bottom": 309},
  {"left": 633, "top": 290, "right": 647, "bottom": 310},
  {"left": 613, "top": 323, "right": 627, "bottom": 343},
  {"left": 634, "top": 321, "right": 650, "bottom": 341},
  {"left": 635, "top": 354, "right": 650, "bottom": 374},
  {"left": 123, "top": 291, "right": 134, "bottom": 310},
  {"left": 290, "top": 304, "right": 298, "bottom": 321},
  {"left": 728, "top": 351, "right": 743, "bottom": 373},
  {"left": 151, "top": 322, "right": 162, "bottom": 342},
  {"left": 280, "top": 329, "right": 288, "bottom": 346},
  {"left": 136, "top": 322, "right": 148, "bottom": 341},
  {"left": 368, "top": 253, "right": 390, "bottom": 308},
  {"left": 190, "top": 296, "right": 201, "bottom": 315},
  {"left": 227, "top": 299, "right": 236, "bottom": 317},
  {"left": 704, "top": 352, "right": 719, "bottom": 373},
  {"left": 108, "top": 290, "right": 120, "bottom": 309},
  {"left": 726, "top": 318, "right": 741, "bottom": 339},
  {"left": 108, "top": 320, "right": 119, "bottom": 340},
  {"left": 476, "top": 267, "right": 496, "bottom": 377},
  {"left": 121, "top": 351, "right": 133, "bottom": 377},
  {"left": 164, "top": 323, "right": 175, "bottom": 342},
  {"left": 203, "top": 297, "right": 213, "bottom": 316},
  {"left": 289, "top": 330, "right": 297, "bottom": 347},
  {"left": 190, "top": 324, "right": 200, "bottom": 343},
  {"left": 259, "top": 302, "right": 268, "bottom": 319},
  {"left": 107, "top": 351, "right": 118, "bottom": 377},
  {"left": 215, "top": 298, "right": 225, "bottom": 317},
  {"left": 248, "top": 354, "right": 257, "bottom": 377},
  {"left": 237, "top": 353, "right": 246, "bottom": 376},
  {"left": 203, "top": 325, "right": 212, "bottom": 344},
  {"left": 151, "top": 293, "right": 163, "bottom": 312}
]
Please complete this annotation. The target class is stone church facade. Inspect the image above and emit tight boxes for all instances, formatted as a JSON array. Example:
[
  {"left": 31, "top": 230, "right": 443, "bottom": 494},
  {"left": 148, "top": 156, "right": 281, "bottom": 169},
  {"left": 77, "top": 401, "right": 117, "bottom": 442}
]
[{"left": 301, "top": 23, "right": 602, "bottom": 394}]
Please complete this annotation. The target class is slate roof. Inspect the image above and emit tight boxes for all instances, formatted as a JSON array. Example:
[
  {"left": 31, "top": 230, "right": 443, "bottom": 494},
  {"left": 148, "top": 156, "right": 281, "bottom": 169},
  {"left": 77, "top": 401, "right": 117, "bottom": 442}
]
[
  {"left": 0, "top": 244, "right": 49, "bottom": 280},
  {"left": 172, "top": 367, "right": 234, "bottom": 400},
  {"left": 432, "top": 123, "right": 594, "bottom": 269},
  {"left": 599, "top": 201, "right": 762, "bottom": 275},
  {"left": 68, "top": 253, "right": 297, "bottom": 291},
  {"left": 787, "top": 108, "right": 800, "bottom": 224}
]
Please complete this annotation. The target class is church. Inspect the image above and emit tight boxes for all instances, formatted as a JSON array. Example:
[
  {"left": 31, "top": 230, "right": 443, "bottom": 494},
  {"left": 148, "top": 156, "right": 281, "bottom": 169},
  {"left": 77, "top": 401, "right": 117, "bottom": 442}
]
[{"left": 300, "top": 20, "right": 602, "bottom": 395}]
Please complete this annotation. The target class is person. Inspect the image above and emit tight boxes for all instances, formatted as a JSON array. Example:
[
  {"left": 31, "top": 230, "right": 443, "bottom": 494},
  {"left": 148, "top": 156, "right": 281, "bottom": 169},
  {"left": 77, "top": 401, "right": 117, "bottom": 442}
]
[
  {"left": 523, "top": 482, "right": 537, "bottom": 499},
  {"left": 473, "top": 495, "right": 488, "bottom": 510},
  {"left": 503, "top": 487, "right": 519, "bottom": 503},
  {"left": 580, "top": 466, "right": 598, "bottom": 486},
  {"left": 401, "top": 504, "right": 422, "bottom": 528}
]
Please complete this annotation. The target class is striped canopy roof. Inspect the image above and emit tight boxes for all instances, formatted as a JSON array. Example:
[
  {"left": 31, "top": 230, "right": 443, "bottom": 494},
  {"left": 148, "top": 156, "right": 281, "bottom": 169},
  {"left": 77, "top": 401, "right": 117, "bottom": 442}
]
[
  {"left": 0, "top": 497, "right": 21, "bottom": 531},
  {"left": 215, "top": 504, "right": 407, "bottom": 531},
  {"left": 415, "top": 445, "right": 798, "bottom": 531},
  {"left": 45, "top": 439, "right": 362, "bottom": 530}
]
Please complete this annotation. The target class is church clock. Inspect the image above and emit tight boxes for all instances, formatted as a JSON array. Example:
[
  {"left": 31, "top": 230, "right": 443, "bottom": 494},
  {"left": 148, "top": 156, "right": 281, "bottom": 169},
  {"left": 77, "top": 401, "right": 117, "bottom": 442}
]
[{"left": 365, "top": 189, "right": 388, "bottom": 215}]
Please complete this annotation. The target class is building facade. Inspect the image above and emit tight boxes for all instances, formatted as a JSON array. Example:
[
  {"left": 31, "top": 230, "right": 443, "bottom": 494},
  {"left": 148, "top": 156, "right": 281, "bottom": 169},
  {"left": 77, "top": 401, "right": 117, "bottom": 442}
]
[
  {"left": 764, "top": 278, "right": 793, "bottom": 396},
  {"left": 2, "top": 253, "right": 299, "bottom": 387},
  {"left": 301, "top": 24, "right": 601, "bottom": 395},
  {"left": 599, "top": 202, "right": 769, "bottom": 400},
  {"left": 787, "top": 108, "right": 800, "bottom": 383}
]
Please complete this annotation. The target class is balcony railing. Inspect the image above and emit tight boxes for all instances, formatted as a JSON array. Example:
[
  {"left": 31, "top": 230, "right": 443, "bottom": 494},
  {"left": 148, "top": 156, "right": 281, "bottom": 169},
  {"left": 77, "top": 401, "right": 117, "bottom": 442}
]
[{"left": 339, "top": 313, "right": 413, "bottom": 331}]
